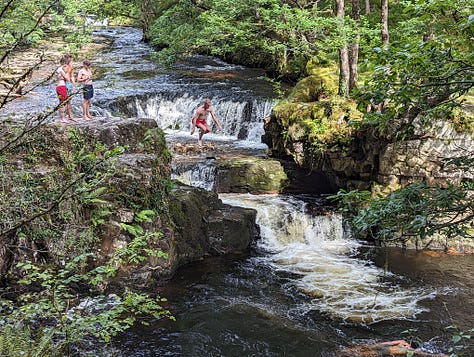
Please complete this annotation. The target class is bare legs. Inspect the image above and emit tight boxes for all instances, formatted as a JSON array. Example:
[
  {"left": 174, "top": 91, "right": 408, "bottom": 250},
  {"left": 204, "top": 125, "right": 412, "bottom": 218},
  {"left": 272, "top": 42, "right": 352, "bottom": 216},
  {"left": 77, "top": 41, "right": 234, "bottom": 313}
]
[
  {"left": 82, "top": 98, "right": 92, "bottom": 120},
  {"left": 196, "top": 123, "right": 211, "bottom": 146},
  {"left": 66, "top": 100, "right": 76, "bottom": 121},
  {"left": 58, "top": 98, "right": 76, "bottom": 123},
  {"left": 59, "top": 104, "right": 67, "bottom": 123}
]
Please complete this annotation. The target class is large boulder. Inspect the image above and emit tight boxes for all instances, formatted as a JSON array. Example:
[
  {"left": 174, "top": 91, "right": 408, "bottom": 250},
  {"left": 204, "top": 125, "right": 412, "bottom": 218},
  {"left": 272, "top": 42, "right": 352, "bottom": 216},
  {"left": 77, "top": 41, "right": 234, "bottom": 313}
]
[
  {"left": 168, "top": 183, "right": 258, "bottom": 264},
  {"left": 216, "top": 156, "right": 288, "bottom": 194},
  {"left": 0, "top": 118, "right": 258, "bottom": 288}
]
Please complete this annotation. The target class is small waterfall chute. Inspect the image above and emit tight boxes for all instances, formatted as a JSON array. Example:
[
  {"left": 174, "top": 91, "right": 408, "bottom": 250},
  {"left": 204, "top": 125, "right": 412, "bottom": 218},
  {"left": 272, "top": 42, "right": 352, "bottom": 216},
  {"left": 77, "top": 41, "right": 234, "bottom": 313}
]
[{"left": 172, "top": 160, "right": 218, "bottom": 191}]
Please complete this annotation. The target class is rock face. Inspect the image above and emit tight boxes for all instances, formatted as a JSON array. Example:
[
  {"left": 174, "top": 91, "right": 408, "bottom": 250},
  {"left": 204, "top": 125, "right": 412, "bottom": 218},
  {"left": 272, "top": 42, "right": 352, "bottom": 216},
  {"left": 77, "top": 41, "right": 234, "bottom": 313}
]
[
  {"left": 169, "top": 183, "right": 258, "bottom": 261},
  {"left": 263, "top": 62, "right": 474, "bottom": 194},
  {"left": 265, "top": 114, "right": 474, "bottom": 193},
  {"left": 263, "top": 65, "right": 474, "bottom": 194},
  {"left": 168, "top": 140, "right": 293, "bottom": 194},
  {"left": 0, "top": 118, "right": 258, "bottom": 287}
]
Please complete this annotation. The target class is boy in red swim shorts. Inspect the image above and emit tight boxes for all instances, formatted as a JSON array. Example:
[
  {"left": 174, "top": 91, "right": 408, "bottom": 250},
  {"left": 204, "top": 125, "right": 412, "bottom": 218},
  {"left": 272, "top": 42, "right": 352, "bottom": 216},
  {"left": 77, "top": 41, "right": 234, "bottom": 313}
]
[
  {"left": 190, "top": 98, "right": 223, "bottom": 146},
  {"left": 56, "top": 56, "right": 70, "bottom": 122}
]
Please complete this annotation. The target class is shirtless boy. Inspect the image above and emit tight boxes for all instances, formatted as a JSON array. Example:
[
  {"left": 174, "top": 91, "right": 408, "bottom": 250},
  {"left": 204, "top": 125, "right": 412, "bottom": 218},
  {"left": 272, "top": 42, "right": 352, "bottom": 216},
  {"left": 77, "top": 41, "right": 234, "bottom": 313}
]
[
  {"left": 77, "top": 60, "right": 94, "bottom": 120},
  {"left": 64, "top": 54, "right": 76, "bottom": 121},
  {"left": 191, "top": 98, "right": 223, "bottom": 146},
  {"left": 55, "top": 56, "right": 71, "bottom": 123}
]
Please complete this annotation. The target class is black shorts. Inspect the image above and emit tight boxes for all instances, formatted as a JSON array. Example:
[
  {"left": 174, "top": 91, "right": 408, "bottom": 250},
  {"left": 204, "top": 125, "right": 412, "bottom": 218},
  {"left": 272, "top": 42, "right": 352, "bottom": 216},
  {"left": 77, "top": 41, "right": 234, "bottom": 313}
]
[{"left": 83, "top": 85, "right": 94, "bottom": 100}]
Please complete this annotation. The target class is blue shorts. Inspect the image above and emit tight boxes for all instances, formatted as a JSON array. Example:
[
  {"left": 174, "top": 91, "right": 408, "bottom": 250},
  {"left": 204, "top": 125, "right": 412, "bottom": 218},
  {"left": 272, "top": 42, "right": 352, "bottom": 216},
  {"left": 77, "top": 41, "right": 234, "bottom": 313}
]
[
  {"left": 82, "top": 85, "right": 94, "bottom": 100},
  {"left": 66, "top": 81, "right": 73, "bottom": 96}
]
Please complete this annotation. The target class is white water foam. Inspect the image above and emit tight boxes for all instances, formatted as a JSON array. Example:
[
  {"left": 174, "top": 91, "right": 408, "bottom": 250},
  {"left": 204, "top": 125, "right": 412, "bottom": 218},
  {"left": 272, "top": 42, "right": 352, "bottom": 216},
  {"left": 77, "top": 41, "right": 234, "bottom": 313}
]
[
  {"left": 134, "top": 94, "right": 274, "bottom": 144},
  {"left": 220, "top": 193, "right": 437, "bottom": 324}
]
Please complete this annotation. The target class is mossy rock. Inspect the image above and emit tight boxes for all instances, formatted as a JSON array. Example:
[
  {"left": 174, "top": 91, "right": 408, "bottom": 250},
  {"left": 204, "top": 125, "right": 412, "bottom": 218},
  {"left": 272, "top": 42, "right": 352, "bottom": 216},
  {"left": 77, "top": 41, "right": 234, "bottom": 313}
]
[
  {"left": 217, "top": 157, "right": 288, "bottom": 193},
  {"left": 286, "top": 61, "right": 338, "bottom": 103},
  {"left": 272, "top": 97, "right": 361, "bottom": 151}
]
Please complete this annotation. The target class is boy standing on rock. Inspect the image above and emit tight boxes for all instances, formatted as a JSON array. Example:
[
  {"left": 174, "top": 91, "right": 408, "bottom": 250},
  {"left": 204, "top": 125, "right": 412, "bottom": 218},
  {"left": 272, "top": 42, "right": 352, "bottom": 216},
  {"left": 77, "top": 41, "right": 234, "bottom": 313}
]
[
  {"left": 76, "top": 60, "right": 94, "bottom": 120},
  {"left": 190, "top": 98, "right": 222, "bottom": 146},
  {"left": 55, "top": 56, "right": 71, "bottom": 123}
]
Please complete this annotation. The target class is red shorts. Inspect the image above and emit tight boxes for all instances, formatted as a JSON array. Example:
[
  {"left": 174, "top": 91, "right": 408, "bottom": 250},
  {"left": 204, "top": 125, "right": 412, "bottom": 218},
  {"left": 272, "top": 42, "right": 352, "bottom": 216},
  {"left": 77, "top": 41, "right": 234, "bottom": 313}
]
[
  {"left": 56, "top": 85, "right": 67, "bottom": 102},
  {"left": 195, "top": 119, "right": 207, "bottom": 127}
]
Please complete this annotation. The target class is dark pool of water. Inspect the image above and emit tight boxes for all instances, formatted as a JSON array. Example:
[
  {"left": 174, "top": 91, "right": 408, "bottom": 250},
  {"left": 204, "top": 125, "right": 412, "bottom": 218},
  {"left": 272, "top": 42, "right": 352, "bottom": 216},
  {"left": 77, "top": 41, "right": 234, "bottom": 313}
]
[{"left": 113, "top": 247, "right": 473, "bottom": 357}]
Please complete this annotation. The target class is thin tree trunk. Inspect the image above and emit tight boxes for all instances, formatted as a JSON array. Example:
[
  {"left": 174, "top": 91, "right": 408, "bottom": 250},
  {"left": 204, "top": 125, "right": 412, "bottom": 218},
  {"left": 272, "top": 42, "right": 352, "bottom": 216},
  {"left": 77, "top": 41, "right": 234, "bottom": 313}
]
[
  {"left": 349, "top": 0, "right": 361, "bottom": 91},
  {"left": 339, "top": 47, "right": 350, "bottom": 96},
  {"left": 365, "top": 0, "right": 370, "bottom": 15},
  {"left": 336, "top": 0, "right": 350, "bottom": 96},
  {"left": 381, "top": 0, "right": 389, "bottom": 47}
]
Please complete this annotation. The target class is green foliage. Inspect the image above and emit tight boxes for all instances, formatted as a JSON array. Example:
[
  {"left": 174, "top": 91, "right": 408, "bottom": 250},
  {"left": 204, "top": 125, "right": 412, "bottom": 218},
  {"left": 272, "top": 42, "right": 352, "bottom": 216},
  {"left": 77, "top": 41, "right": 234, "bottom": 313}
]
[
  {"left": 116, "top": 210, "right": 169, "bottom": 265},
  {"left": 0, "top": 253, "right": 173, "bottom": 356},
  {"left": 331, "top": 181, "right": 474, "bottom": 246},
  {"left": 356, "top": 0, "right": 473, "bottom": 137},
  {"left": 149, "top": 0, "right": 345, "bottom": 79},
  {"left": 446, "top": 325, "right": 474, "bottom": 356}
]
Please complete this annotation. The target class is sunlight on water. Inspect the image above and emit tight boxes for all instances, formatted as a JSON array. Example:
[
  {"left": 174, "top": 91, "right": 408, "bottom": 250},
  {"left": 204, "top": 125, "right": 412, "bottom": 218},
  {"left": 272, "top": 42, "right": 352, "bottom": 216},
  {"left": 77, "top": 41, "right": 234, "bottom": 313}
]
[{"left": 220, "top": 193, "right": 437, "bottom": 324}]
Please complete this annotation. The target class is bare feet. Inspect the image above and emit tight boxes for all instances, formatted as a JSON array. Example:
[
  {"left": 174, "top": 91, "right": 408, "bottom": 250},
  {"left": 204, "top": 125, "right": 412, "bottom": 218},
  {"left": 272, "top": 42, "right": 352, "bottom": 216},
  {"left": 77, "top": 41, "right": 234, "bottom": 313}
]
[
  {"left": 59, "top": 118, "right": 68, "bottom": 123},
  {"left": 68, "top": 117, "right": 77, "bottom": 122},
  {"left": 83, "top": 116, "right": 90, "bottom": 120},
  {"left": 198, "top": 139, "right": 203, "bottom": 146}
]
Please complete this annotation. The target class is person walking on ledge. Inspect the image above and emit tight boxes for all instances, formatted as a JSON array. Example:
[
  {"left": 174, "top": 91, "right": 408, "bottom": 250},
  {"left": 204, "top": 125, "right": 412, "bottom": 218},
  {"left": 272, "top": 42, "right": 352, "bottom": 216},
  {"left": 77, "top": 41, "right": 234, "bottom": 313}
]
[{"left": 191, "top": 98, "right": 222, "bottom": 146}]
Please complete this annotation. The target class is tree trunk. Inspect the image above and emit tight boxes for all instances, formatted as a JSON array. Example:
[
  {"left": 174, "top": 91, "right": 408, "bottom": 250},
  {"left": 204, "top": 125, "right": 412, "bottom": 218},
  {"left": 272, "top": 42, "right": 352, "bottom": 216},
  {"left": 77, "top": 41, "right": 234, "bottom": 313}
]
[
  {"left": 336, "top": 0, "right": 350, "bottom": 97},
  {"left": 365, "top": 0, "right": 370, "bottom": 15},
  {"left": 349, "top": 0, "right": 361, "bottom": 91},
  {"left": 381, "top": 0, "right": 389, "bottom": 47}
]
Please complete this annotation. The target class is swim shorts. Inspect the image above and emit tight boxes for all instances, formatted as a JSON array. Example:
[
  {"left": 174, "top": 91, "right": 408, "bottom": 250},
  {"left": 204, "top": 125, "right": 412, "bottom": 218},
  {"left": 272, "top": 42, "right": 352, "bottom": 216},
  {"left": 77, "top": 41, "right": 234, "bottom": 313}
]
[
  {"left": 196, "top": 119, "right": 206, "bottom": 127},
  {"left": 66, "top": 81, "right": 73, "bottom": 96},
  {"left": 82, "top": 85, "right": 94, "bottom": 100},
  {"left": 56, "top": 85, "right": 67, "bottom": 102}
]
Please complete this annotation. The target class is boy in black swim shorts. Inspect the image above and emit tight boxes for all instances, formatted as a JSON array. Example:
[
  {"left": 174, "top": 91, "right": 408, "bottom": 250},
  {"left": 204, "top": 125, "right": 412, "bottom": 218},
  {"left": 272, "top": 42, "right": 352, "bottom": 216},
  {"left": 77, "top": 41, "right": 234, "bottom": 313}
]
[{"left": 77, "top": 60, "right": 94, "bottom": 120}]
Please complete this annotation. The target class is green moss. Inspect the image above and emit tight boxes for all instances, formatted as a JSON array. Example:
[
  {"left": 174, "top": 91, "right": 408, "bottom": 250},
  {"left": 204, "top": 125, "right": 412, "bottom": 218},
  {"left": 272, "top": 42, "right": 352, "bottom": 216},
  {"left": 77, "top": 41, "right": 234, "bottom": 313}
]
[
  {"left": 451, "top": 107, "right": 474, "bottom": 134},
  {"left": 273, "top": 94, "right": 362, "bottom": 152},
  {"left": 221, "top": 157, "right": 288, "bottom": 193}
]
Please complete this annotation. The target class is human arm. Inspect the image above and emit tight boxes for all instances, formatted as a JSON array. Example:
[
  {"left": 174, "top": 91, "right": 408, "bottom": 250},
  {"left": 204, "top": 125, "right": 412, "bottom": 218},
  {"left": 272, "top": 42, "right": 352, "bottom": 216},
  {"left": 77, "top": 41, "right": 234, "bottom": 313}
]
[
  {"left": 210, "top": 109, "right": 222, "bottom": 131},
  {"left": 190, "top": 110, "right": 198, "bottom": 135},
  {"left": 69, "top": 65, "right": 76, "bottom": 91}
]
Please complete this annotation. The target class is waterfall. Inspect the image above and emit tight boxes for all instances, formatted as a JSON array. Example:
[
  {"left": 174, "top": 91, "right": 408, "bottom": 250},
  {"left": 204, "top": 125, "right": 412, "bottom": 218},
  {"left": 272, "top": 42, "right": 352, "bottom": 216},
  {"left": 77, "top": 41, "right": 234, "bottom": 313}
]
[
  {"left": 132, "top": 93, "right": 274, "bottom": 143},
  {"left": 172, "top": 160, "right": 218, "bottom": 191},
  {"left": 220, "top": 193, "right": 437, "bottom": 324}
]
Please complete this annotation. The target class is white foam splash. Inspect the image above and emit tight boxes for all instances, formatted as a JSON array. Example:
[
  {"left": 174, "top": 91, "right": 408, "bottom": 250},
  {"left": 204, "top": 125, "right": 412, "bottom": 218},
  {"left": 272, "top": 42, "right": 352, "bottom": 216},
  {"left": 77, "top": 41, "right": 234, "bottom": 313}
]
[{"left": 220, "top": 193, "right": 436, "bottom": 324}]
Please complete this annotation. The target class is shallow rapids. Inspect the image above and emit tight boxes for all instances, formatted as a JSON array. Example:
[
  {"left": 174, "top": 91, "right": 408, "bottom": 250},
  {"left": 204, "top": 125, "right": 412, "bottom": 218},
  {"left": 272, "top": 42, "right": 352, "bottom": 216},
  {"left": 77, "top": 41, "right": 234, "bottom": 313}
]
[{"left": 220, "top": 193, "right": 437, "bottom": 324}]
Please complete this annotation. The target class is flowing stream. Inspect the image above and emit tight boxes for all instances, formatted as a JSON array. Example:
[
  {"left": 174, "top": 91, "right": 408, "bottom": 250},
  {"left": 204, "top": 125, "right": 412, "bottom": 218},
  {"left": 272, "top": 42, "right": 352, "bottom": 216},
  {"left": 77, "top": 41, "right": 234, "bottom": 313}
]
[{"left": 3, "top": 27, "right": 473, "bottom": 356}]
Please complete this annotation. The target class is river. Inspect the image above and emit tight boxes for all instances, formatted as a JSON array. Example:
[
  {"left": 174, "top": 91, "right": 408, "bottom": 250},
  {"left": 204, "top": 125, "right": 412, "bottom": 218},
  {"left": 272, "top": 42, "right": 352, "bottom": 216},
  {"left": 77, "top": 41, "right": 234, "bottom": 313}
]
[{"left": 3, "top": 27, "right": 473, "bottom": 356}]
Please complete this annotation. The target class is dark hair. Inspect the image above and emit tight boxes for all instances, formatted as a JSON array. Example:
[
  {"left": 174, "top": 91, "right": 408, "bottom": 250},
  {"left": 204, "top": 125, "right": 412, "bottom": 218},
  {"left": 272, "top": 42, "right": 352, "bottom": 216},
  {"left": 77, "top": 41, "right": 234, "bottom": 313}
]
[{"left": 83, "top": 60, "right": 91, "bottom": 67}]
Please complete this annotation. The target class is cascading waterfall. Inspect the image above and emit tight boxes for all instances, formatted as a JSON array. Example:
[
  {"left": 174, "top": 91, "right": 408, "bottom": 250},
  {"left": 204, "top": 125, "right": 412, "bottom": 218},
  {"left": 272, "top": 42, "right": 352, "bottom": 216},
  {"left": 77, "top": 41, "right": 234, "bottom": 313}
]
[
  {"left": 172, "top": 160, "right": 218, "bottom": 191},
  {"left": 220, "top": 193, "right": 437, "bottom": 323},
  {"left": 4, "top": 25, "right": 471, "bottom": 356},
  {"left": 133, "top": 93, "right": 274, "bottom": 142}
]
